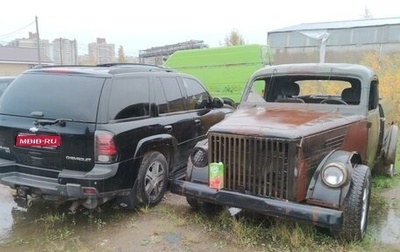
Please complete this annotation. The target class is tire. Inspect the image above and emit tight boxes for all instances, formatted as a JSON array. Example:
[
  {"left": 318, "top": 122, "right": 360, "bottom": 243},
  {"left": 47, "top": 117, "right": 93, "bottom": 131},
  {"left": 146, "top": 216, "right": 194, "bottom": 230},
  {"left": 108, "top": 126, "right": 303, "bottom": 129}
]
[
  {"left": 384, "top": 125, "right": 398, "bottom": 166},
  {"left": 119, "top": 151, "right": 168, "bottom": 209},
  {"left": 332, "top": 165, "right": 371, "bottom": 241},
  {"left": 374, "top": 155, "right": 395, "bottom": 177},
  {"left": 186, "top": 196, "right": 224, "bottom": 215},
  {"left": 383, "top": 163, "right": 395, "bottom": 177},
  {"left": 136, "top": 151, "right": 169, "bottom": 207}
]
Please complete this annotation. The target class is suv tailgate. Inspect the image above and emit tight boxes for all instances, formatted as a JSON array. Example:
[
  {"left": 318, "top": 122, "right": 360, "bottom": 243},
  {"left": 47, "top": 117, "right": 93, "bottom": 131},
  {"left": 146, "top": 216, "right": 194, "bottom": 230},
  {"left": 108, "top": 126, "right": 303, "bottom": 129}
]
[{"left": 0, "top": 72, "right": 105, "bottom": 174}]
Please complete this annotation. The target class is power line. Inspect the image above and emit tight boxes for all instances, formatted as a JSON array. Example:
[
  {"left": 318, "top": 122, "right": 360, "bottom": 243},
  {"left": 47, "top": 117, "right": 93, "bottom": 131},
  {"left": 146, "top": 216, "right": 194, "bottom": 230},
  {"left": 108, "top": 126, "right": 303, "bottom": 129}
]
[{"left": 0, "top": 20, "right": 35, "bottom": 39}]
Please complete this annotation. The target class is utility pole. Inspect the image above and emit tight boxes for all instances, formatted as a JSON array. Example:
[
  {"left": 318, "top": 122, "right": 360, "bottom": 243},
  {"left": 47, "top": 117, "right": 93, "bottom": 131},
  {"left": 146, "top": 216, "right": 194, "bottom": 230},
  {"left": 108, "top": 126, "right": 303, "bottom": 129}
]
[
  {"left": 73, "top": 39, "right": 78, "bottom": 65},
  {"left": 59, "top": 38, "right": 63, "bottom": 65},
  {"left": 35, "top": 16, "right": 41, "bottom": 65}
]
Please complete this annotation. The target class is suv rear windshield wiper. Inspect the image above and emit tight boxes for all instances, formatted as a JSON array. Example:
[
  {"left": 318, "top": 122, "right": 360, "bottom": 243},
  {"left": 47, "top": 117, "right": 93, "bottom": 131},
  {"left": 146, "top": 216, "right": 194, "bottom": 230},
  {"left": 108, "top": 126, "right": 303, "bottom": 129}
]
[{"left": 34, "top": 118, "right": 82, "bottom": 127}]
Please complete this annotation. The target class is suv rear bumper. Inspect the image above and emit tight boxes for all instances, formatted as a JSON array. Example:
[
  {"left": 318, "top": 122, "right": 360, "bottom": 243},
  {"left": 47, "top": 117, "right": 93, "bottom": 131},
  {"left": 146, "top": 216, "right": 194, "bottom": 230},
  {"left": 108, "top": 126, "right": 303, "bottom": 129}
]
[
  {"left": 0, "top": 158, "right": 123, "bottom": 200},
  {"left": 171, "top": 179, "right": 343, "bottom": 229}
]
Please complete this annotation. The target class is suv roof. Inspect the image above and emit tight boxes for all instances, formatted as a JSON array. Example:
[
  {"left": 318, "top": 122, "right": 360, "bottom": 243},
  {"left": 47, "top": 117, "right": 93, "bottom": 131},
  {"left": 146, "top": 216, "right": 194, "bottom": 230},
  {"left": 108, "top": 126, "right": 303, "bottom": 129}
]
[{"left": 29, "top": 63, "right": 174, "bottom": 76}]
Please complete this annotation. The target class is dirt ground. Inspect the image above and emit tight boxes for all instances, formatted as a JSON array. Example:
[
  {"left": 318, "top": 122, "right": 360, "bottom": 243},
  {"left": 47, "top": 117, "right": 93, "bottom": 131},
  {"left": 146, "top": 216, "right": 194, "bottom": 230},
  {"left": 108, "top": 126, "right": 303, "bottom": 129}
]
[
  {"left": 0, "top": 187, "right": 244, "bottom": 252},
  {"left": 70, "top": 193, "right": 244, "bottom": 252},
  {"left": 1, "top": 182, "right": 400, "bottom": 252}
]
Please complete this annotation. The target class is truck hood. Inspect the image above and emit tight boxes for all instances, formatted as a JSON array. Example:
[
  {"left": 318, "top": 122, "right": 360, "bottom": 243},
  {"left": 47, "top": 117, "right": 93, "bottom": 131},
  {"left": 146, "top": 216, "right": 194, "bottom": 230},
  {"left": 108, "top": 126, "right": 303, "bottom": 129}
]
[{"left": 210, "top": 106, "right": 365, "bottom": 139}]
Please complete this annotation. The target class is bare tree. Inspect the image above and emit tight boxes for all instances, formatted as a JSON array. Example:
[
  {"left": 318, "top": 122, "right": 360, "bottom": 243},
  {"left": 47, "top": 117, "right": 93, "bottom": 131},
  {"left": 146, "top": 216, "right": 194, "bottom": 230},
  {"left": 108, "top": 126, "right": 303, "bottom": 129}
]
[
  {"left": 363, "top": 7, "right": 373, "bottom": 19},
  {"left": 224, "top": 29, "right": 245, "bottom": 46},
  {"left": 118, "top": 45, "right": 127, "bottom": 63}
]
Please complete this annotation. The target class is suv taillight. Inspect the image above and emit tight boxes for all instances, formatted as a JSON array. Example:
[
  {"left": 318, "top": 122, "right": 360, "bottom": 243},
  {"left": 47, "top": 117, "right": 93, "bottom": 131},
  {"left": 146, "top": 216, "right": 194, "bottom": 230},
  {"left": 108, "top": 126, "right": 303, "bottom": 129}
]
[{"left": 95, "top": 131, "right": 117, "bottom": 163}]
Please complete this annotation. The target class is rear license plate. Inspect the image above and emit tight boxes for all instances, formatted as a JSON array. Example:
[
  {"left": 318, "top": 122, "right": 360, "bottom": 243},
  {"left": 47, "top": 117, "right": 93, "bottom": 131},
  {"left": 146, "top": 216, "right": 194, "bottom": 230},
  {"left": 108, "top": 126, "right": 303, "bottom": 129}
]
[{"left": 16, "top": 134, "right": 61, "bottom": 148}]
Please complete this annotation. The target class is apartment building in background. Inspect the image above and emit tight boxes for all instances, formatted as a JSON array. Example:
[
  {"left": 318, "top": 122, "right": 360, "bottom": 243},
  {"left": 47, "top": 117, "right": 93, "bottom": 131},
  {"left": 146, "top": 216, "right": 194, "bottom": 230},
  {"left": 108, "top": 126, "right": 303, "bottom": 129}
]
[
  {"left": 7, "top": 32, "right": 51, "bottom": 60},
  {"left": 52, "top": 38, "right": 78, "bottom": 65},
  {"left": 88, "top": 38, "right": 115, "bottom": 64}
]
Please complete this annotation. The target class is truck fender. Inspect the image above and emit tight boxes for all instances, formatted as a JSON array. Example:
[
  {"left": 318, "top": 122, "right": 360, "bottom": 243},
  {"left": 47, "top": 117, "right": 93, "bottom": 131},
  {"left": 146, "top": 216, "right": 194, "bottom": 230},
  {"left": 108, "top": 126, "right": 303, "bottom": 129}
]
[
  {"left": 383, "top": 124, "right": 398, "bottom": 165},
  {"left": 306, "top": 150, "right": 362, "bottom": 209}
]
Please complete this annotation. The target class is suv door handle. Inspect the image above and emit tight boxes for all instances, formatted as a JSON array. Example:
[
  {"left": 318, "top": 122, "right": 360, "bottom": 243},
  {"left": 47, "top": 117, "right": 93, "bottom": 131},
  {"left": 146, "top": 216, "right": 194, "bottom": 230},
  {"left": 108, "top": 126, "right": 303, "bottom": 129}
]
[
  {"left": 195, "top": 119, "right": 201, "bottom": 125},
  {"left": 164, "top": 125, "right": 173, "bottom": 132}
]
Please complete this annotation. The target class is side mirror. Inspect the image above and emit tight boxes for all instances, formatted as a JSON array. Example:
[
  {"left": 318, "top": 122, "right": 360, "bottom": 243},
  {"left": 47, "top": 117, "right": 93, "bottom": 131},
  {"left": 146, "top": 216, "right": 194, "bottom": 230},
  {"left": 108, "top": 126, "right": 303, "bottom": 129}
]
[{"left": 212, "top": 97, "right": 224, "bottom": 108}]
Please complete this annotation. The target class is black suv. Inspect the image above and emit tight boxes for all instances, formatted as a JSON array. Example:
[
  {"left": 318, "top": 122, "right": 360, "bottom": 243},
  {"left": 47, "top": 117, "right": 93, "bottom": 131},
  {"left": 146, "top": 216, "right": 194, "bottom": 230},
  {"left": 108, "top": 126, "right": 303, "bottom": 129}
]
[{"left": 0, "top": 64, "right": 234, "bottom": 210}]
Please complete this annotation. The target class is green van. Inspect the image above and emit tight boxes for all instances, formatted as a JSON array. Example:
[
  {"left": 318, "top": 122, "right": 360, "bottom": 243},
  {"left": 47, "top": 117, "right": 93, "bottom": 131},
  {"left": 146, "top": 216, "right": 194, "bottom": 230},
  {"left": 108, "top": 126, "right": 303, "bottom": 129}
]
[{"left": 164, "top": 44, "right": 273, "bottom": 102}]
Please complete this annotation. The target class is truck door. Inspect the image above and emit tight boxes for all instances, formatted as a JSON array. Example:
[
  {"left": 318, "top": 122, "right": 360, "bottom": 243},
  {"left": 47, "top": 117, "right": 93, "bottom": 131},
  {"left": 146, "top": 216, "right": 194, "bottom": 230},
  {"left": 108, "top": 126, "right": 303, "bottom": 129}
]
[{"left": 366, "top": 79, "right": 380, "bottom": 168}]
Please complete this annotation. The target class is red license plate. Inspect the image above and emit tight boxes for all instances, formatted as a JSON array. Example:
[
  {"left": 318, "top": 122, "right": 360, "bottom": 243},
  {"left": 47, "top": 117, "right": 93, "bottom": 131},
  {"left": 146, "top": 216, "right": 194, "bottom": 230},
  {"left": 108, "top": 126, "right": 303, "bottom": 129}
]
[{"left": 16, "top": 134, "right": 61, "bottom": 147}]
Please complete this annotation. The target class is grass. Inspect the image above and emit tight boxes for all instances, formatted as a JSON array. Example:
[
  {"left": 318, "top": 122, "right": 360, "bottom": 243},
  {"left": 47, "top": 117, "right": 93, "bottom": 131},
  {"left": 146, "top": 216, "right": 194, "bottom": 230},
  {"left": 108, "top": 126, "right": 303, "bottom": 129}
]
[
  {"left": 2, "top": 147, "right": 400, "bottom": 252},
  {"left": 168, "top": 208, "right": 398, "bottom": 252}
]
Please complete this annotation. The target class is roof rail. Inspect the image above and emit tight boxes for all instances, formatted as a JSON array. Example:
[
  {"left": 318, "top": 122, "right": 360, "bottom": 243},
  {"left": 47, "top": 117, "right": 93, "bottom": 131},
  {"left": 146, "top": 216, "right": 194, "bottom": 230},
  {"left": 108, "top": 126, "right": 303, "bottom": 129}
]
[
  {"left": 32, "top": 63, "right": 175, "bottom": 73},
  {"left": 97, "top": 63, "right": 175, "bottom": 72},
  {"left": 33, "top": 64, "right": 94, "bottom": 69},
  {"left": 96, "top": 63, "right": 161, "bottom": 67}
]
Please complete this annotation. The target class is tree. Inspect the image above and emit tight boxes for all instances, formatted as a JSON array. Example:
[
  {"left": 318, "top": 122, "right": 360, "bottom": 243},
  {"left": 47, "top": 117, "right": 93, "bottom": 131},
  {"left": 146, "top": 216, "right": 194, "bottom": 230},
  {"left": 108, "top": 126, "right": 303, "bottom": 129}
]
[
  {"left": 224, "top": 29, "right": 245, "bottom": 46},
  {"left": 118, "top": 45, "right": 127, "bottom": 63},
  {"left": 362, "top": 7, "right": 373, "bottom": 19}
]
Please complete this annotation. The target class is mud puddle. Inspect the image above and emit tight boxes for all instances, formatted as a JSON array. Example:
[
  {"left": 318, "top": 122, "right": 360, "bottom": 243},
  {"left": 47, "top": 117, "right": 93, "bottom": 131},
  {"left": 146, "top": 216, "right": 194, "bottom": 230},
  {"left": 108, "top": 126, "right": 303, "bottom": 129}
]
[
  {"left": 0, "top": 185, "right": 15, "bottom": 241},
  {"left": 371, "top": 185, "right": 400, "bottom": 245}
]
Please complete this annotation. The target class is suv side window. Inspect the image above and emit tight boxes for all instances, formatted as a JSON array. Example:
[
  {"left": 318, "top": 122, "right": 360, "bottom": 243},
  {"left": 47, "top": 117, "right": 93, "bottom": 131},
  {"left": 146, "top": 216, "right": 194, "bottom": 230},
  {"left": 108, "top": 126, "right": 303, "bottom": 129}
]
[
  {"left": 109, "top": 77, "right": 150, "bottom": 120},
  {"left": 181, "top": 78, "right": 211, "bottom": 109},
  {"left": 160, "top": 77, "right": 186, "bottom": 113},
  {"left": 154, "top": 77, "right": 168, "bottom": 114}
]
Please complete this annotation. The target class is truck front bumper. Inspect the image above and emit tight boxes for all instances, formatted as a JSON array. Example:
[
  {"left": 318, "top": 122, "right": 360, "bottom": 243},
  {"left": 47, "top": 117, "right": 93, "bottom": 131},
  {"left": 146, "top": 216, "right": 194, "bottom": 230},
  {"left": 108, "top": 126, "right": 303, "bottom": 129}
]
[{"left": 171, "top": 179, "right": 343, "bottom": 229}]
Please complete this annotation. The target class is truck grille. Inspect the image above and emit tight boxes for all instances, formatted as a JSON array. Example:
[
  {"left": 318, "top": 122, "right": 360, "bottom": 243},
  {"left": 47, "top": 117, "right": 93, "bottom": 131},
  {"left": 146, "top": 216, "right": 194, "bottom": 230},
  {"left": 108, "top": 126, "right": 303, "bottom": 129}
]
[{"left": 209, "top": 133, "right": 297, "bottom": 200}]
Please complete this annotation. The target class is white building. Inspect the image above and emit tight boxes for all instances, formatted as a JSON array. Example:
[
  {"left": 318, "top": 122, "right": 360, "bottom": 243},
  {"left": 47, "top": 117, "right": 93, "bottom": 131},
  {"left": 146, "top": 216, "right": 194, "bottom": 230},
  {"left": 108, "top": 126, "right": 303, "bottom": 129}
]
[
  {"left": 88, "top": 38, "right": 115, "bottom": 64},
  {"left": 52, "top": 38, "right": 78, "bottom": 65}
]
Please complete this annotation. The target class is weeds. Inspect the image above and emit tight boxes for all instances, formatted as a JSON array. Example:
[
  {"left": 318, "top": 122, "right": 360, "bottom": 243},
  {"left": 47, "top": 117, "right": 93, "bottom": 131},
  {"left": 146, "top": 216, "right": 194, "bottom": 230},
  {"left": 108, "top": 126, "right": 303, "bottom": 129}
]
[
  {"left": 36, "top": 212, "right": 67, "bottom": 228},
  {"left": 91, "top": 218, "right": 106, "bottom": 230}
]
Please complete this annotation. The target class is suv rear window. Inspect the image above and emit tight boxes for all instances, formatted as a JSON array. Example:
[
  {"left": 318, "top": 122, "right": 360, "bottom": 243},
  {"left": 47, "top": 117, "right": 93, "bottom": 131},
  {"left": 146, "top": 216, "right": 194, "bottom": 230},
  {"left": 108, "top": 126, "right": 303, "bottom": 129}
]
[{"left": 0, "top": 73, "right": 104, "bottom": 122}]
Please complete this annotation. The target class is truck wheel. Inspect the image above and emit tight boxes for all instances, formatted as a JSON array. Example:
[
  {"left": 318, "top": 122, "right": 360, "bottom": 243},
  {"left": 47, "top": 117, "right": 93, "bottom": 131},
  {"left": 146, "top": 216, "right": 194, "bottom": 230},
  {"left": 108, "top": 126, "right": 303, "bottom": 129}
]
[
  {"left": 384, "top": 124, "right": 398, "bottom": 166},
  {"left": 375, "top": 156, "right": 395, "bottom": 177},
  {"left": 186, "top": 197, "right": 223, "bottom": 215},
  {"left": 135, "top": 151, "right": 168, "bottom": 207},
  {"left": 332, "top": 165, "right": 371, "bottom": 241},
  {"left": 375, "top": 124, "right": 398, "bottom": 177},
  {"left": 384, "top": 163, "right": 394, "bottom": 177}
]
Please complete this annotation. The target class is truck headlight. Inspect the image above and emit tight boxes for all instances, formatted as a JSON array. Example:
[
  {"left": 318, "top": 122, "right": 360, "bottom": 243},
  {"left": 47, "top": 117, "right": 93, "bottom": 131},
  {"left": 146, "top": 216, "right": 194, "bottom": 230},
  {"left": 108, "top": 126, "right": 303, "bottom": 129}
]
[
  {"left": 321, "top": 162, "right": 348, "bottom": 188},
  {"left": 190, "top": 147, "right": 208, "bottom": 167}
]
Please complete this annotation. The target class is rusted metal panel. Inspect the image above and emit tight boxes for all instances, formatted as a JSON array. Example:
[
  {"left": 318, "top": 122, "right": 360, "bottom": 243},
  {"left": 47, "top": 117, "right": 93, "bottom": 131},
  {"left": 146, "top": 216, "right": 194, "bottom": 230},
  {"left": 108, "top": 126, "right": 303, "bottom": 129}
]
[
  {"left": 212, "top": 106, "right": 364, "bottom": 138},
  {"left": 341, "top": 120, "right": 369, "bottom": 161}
]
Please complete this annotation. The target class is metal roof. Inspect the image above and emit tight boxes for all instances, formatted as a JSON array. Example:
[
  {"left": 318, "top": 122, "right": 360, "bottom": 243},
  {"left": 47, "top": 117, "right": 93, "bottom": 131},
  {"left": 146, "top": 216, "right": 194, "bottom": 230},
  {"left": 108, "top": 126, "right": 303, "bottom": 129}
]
[
  {"left": 0, "top": 46, "right": 52, "bottom": 64},
  {"left": 269, "top": 17, "right": 400, "bottom": 33},
  {"left": 251, "top": 63, "right": 375, "bottom": 80}
]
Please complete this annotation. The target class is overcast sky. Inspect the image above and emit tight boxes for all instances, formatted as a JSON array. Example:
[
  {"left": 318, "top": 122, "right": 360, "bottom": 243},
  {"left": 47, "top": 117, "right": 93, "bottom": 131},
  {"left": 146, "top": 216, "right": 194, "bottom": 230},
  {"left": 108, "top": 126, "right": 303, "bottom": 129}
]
[{"left": 0, "top": 0, "right": 398, "bottom": 56}]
